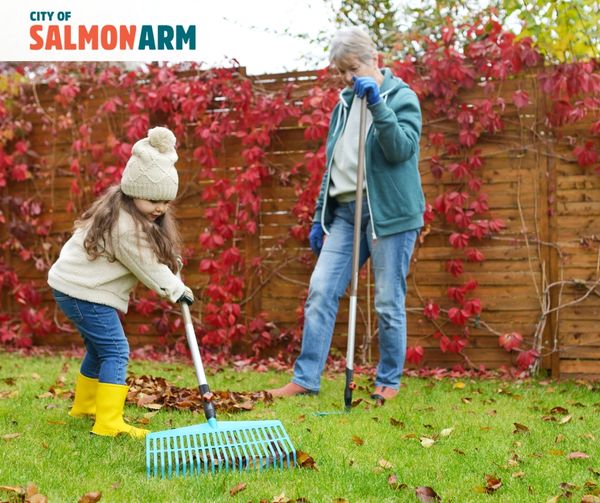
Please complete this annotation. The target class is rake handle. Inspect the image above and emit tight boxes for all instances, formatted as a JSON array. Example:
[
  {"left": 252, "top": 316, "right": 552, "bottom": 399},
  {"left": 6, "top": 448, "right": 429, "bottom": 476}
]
[
  {"left": 344, "top": 97, "right": 368, "bottom": 411},
  {"left": 180, "top": 298, "right": 217, "bottom": 426}
]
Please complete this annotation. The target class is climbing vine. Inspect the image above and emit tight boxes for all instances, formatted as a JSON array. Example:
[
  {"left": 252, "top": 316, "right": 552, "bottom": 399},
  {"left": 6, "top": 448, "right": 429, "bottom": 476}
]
[{"left": 0, "top": 11, "right": 598, "bottom": 374}]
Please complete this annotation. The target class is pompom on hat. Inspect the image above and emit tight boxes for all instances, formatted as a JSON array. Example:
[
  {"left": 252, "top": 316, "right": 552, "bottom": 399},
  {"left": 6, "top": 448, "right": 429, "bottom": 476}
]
[{"left": 121, "top": 127, "right": 179, "bottom": 201}]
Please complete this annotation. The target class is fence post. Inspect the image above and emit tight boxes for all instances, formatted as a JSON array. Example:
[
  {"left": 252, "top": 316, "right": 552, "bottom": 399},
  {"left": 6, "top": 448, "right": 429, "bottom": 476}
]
[{"left": 538, "top": 74, "right": 561, "bottom": 378}]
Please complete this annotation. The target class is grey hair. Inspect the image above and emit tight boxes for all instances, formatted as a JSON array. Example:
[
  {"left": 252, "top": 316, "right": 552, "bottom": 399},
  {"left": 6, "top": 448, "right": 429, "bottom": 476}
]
[{"left": 329, "top": 27, "right": 377, "bottom": 65}]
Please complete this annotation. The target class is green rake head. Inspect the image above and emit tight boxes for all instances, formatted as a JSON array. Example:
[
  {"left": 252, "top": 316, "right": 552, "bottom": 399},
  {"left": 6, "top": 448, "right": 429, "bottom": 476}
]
[{"left": 146, "top": 419, "right": 296, "bottom": 477}]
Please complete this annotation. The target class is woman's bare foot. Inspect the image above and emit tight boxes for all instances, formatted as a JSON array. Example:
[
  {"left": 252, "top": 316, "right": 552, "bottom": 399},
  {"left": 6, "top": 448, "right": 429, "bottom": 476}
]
[
  {"left": 267, "top": 382, "right": 318, "bottom": 397},
  {"left": 370, "top": 385, "right": 398, "bottom": 404}
]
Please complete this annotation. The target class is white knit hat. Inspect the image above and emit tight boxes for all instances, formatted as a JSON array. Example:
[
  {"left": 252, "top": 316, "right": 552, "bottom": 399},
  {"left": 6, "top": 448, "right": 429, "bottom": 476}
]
[{"left": 121, "top": 127, "right": 179, "bottom": 201}]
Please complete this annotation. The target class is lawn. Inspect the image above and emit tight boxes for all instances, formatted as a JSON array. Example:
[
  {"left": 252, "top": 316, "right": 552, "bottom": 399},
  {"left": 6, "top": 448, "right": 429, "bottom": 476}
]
[{"left": 1, "top": 351, "right": 599, "bottom": 502}]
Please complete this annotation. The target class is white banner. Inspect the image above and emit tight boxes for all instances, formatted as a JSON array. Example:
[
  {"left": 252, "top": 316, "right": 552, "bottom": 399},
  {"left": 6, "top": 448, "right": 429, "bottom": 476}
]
[{"left": 0, "top": 0, "right": 202, "bottom": 61}]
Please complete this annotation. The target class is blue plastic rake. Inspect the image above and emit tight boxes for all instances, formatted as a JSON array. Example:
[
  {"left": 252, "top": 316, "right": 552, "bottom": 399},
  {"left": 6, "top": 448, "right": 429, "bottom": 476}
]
[{"left": 145, "top": 301, "right": 296, "bottom": 478}]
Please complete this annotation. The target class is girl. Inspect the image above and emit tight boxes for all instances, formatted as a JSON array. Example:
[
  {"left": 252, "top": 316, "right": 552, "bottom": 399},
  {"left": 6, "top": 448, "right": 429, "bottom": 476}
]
[{"left": 48, "top": 127, "right": 194, "bottom": 439}]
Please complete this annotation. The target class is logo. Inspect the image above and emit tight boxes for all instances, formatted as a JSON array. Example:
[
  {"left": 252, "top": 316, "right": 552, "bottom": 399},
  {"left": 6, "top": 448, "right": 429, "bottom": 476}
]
[{"left": 29, "top": 10, "right": 196, "bottom": 52}]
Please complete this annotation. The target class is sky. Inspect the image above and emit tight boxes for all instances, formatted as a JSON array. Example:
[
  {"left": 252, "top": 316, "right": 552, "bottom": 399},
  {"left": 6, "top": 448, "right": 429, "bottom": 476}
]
[{"left": 197, "top": 0, "right": 335, "bottom": 74}]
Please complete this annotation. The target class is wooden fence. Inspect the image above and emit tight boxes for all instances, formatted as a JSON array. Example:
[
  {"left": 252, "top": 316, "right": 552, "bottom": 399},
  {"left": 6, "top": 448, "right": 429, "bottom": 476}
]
[{"left": 4, "top": 68, "right": 600, "bottom": 378}]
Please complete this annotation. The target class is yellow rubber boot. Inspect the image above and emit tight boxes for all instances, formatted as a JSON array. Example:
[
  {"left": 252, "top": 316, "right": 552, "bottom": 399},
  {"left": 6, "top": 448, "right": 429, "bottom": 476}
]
[
  {"left": 69, "top": 373, "right": 99, "bottom": 418},
  {"left": 91, "top": 382, "right": 149, "bottom": 439}
]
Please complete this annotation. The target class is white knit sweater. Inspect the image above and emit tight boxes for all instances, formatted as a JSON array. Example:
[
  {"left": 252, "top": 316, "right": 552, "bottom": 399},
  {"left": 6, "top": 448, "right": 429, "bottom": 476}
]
[{"left": 48, "top": 209, "right": 185, "bottom": 313}]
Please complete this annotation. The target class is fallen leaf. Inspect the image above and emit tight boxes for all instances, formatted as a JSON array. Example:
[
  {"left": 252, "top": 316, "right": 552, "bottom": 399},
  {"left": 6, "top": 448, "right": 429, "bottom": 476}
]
[
  {"left": 0, "top": 390, "right": 18, "bottom": 399},
  {"left": 2, "top": 377, "right": 16, "bottom": 385},
  {"left": 296, "top": 450, "right": 317, "bottom": 470},
  {"left": 559, "top": 482, "right": 577, "bottom": 491},
  {"left": 484, "top": 475, "right": 502, "bottom": 494},
  {"left": 420, "top": 437, "right": 435, "bottom": 448},
  {"left": 550, "top": 406, "right": 569, "bottom": 415},
  {"left": 513, "top": 423, "right": 530, "bottom": 434},
  {"left": 555, "top": 434, "right": 565, "bottom": 443},
  {"left": 331, "top": 499, "right": 348, "bottom": 503},
  {"left": 559, "top": 415, "right": 572, "bottom": 425},
  {"left": 271, "top": 493, "right": 290, "bottom": 503},
  {"left": 387, "top": 473, "right": 407, "bottom": 490},
  {"left": 229, "top": 483, "right": 247, "bottom": 496},
  {"left": 546, "top": 496, "right": 561, "bottom": 503},
  {"left": 581, "top": 433, "right": 597, "bottom": 441},
  {"left": 378, "top": 459, "right": 393, "bottom": 469},
  {"left": 29, "top": 495, "right": 48, "bottom": 503},
  {"left": 512, "top": 471, "right": 525, "bottom": 478},
  {"left": 439, "top": 428, "right": 454, "bottom": 437},
  {"left": 568, "top": 452, "right": 590, "bottom": 459},
  {"left": 590, "top": 467, "right": 600, "bottom": 477},
  {"left": 581, "top": 496, "right": 600, "bottom": 503},
  {"left": 2, "top": 433, "right": 20, "bottom": 441},
  {"left": 507, "top": 454, "right": 521, "bottom": 467},
  {"left": 390, "top": 418, "right": 404, "bottom": 428},
  {"left": 461, "top": 397, "right": 472, "bottom": 404},
  {"left": 78, "top": 491, "right": 102, "bottom": 503},
  {"left": 454, "top": 448, "right": 465, "bottom": 455},
  {"left": 26, "top": 483, "right": 39, "bottom": 498},
  {"left": 143, "top": 403, "right": 163, "bottom": 410},
  {"left": 351, "top": 435, "right": 364, "bottom": 446},
  {"left": 415, "top": 486, "right": 441, "bottom": 502},
  {"left": 31, "top": 373, "right": 41, "bottom": 380},
  {"left": 548, "top": 449, "right": 565, "bottom": 456},
  {"left": 453, "top": 382, "right": 465, "bottom": 389},
  {"left": 0, "top": 486, "right": 25, "bottom": 496}
]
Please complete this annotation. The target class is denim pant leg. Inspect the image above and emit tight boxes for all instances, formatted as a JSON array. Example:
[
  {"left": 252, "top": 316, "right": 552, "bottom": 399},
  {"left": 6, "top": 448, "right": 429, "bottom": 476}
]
[
  {"left": 52, "top": 290, "right": 129, "bottom": 385},
  {"left": 293, "top": 202, "right": 370, "bottom": 391},
  {"left": 370, "top": 229, "right": 418, "bottom": 389}
]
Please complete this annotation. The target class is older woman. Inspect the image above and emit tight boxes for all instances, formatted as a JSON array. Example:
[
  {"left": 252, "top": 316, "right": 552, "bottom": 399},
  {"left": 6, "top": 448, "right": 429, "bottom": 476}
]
[{"left": 270, "top": 27, "right": 424, "bottom": 402}]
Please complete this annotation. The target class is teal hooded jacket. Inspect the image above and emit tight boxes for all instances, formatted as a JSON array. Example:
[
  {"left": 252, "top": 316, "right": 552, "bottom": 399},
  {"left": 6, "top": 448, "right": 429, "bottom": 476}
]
[{"left": 313, "top": 68, "right": 425, "bottom": 239}]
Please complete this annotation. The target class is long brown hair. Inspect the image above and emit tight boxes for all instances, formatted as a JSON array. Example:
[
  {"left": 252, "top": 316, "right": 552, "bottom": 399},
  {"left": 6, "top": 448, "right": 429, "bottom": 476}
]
[{"left": 75, "top": 185, "right": 181, "bottom": 272}]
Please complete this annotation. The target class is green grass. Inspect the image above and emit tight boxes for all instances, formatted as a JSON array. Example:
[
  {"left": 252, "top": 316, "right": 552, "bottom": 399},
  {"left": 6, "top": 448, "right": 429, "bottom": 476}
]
[{"left": 1, "top": 352, "right": 600, "bottom": 502}]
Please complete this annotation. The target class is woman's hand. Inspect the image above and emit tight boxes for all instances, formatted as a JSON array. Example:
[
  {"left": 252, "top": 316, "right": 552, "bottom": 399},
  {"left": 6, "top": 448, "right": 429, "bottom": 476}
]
[
  {"left": 309, "top": 223, "right": 325, "bottom": 256},
  {"left": 353, "top": 76, "right": 381, "bottom": 106}
]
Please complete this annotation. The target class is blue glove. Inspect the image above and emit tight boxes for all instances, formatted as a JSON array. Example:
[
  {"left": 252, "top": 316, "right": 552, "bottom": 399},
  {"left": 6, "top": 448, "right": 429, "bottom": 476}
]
[
  {"left": 308, "top": 222, "right": 324, "bottom": 256},
  {"left": 353, "top": 77, "right": 381, "bottom": 106}
]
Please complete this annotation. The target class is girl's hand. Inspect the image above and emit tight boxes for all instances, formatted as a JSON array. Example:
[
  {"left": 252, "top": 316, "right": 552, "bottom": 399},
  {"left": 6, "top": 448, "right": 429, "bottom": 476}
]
[{"left": 178, "top": 286, "right": 195, "bottom": 305}]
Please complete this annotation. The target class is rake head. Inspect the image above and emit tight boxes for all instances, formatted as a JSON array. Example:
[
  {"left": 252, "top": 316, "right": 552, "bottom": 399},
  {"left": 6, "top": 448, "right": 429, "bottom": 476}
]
[{"left": 146, "top": 419, "right": 296, "bottom": 477}]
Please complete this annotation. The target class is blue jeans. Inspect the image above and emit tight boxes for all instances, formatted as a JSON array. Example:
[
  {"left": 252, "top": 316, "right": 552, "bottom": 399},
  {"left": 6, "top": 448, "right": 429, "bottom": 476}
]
[
  {"left": 293, "top": 201, "right": 418, "bottom": 392},
  {"left": 52, "top": 289, "right": 129, "bottom": 384}
]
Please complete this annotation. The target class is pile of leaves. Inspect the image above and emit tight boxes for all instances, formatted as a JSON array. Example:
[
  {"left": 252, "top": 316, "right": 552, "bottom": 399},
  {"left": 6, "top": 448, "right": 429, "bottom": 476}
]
[{"left": 125, "top": 374, "right": 273, "bottom": 414}]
